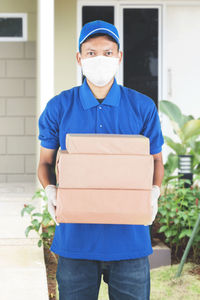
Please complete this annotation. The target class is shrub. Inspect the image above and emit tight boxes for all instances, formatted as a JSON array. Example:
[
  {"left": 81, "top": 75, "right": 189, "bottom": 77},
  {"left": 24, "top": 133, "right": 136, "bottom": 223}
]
[{"left": 157, "top": 179, "right": 200, "bottom": 261}]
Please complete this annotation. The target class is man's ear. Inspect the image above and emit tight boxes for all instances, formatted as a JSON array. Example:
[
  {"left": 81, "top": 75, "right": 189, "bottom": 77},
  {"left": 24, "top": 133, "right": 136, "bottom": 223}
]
[
  {"left": 76, "top": 52, "right": 82, "bottom": 66},
  {"left": 119, "top": 51, "right": 123, "bottom": 64}
]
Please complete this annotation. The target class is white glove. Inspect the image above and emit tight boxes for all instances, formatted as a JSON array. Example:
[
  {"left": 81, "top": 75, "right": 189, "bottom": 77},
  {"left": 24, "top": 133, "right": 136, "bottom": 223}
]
[
  {"left": 45, "top": 184, "right": 60, "bottom": 226},
  {"left": 145, "top": 185, "right": 160, "bottom": 226}
]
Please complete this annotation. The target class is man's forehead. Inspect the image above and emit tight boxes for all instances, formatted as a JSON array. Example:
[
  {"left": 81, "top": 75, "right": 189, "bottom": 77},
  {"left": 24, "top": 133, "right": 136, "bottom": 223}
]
[
  {"left": 82, "top": 37, "right": 118, "bottom": 50},
  {"left": 83, "top": 46, "right": 115, "bottom": 51}
]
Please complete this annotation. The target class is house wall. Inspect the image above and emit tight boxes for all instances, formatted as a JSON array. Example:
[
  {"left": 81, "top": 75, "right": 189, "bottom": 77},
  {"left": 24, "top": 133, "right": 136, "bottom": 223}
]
[
  {"left": 1, "top": 0, "right": 199, "bottom": 182},
  {"left": 0, "top": 1, "right": 36, "bottom": 182}
]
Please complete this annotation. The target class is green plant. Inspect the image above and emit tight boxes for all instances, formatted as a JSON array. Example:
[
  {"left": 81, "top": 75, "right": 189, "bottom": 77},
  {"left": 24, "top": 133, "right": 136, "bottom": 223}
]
[
  {"left": 21, "top": 188, "right": 57, "bottom": 263},
  {"left": 160, "top": 100, "right": 200, "bottom": 180},
  {"left": 157, "top": 179, "right": 200, "bottom": 261}
]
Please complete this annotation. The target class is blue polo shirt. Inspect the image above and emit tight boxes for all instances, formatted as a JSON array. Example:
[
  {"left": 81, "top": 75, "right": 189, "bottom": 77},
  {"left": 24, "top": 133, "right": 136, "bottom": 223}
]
[{"left": 38, "top": 78, "right": 164, "bottom": 261}]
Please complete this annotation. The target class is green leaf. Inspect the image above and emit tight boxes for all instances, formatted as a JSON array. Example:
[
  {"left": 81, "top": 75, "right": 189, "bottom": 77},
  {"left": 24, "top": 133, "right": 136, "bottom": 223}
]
[
  {"left": 165, "top": 203, "right": 171, "bottom": 209},
  {"left": 25, "top": 225, "right": 34, "bottom": 237},
  {"left": 164, "top": 136, "right": 186, "bottom": 154},
  {"left": 47, "top": 225, "right": 56, "bottom": 235},
  {"left": 174, "top": 218, "right": 179, "bottom": 225},
  {"left": 179, "top": 229, "right": 190, "bottom": 239},
  {"left": 158, "top": 209, "right": 167, "bottom": 216},
  {"left": 31, "top": 219, "right": 40, "bottom": 226},
  {"left": 41, "top": 232, "right": 49, "bottom": 238},
  {"left": 31, "top": 219, "right": 40, "bottom": 231},
  {"left": 32, "top": 189, "right": 46, "bottom": 200},
  {"left": 165, "top": 230, "right": 172, "bottom": 238},
  {"left": 38, "top": 240, "right": 42, "bottom": 247},
  {"left": 159, "top": 100, "right": 183, "bottom": 129},
  {"left": 169, "top": 229, "right": 178, "bottom": 237},
  {"left": 194, "top": 235, "right": 200, "bottom": 242},
  {"left": 32, "top": 190, "right": 42, "bottom": 199},
  {"left": 159, "top": 218, "right": 167, "bottom": 224},
  {"left": 21, "top": 207, "right": 26, "bottom": 217},
  {"left": 181, "top": 201, "right": 188, "bottom": 207},
  {"left": 32, "top": 213, "right": 43, "bottom": 217},
  {"left": 169, "top": 212, "right": 176, "bottom": 218},
  {"left": 43, "top": 216, "right": 52, "bottom": 226},
  {"left": 182, "top": 114, "right": 194, "bottom": 124},
  {"left": 181, "top": 119, "right": 200, "bottom": 141},
  {"left": 158, "top": 225, "right": 168, "bottom": 233},
  {"left": 163, "top": 153, "right": 178, "bottom": 179},
  {"left": 21, "top": 204, "right": 35, "bottom": 216}
]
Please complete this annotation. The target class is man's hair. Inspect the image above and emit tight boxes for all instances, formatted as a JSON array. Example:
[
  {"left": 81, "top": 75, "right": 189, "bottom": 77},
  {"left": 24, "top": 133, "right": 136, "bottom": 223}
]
[{"left": 80, "top": 33, "right": 119, "bottom": 53}]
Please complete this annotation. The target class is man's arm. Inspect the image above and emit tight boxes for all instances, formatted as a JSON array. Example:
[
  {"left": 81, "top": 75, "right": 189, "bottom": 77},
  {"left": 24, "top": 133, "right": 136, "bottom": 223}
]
[
  {"left": 37, "top": 146, "right": 58, "bottom": 189},
  {"left": 152, "top": 151, "right": 164, "bottom": 188}
]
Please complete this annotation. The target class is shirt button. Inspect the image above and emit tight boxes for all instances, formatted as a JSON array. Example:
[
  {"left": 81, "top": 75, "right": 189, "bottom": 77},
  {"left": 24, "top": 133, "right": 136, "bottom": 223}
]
[
  {"left": 99, "top": 124, "right": 103, "bottom": 127},
  {"left": 99, "top": 106, "right": 102, "bottom": 109}
]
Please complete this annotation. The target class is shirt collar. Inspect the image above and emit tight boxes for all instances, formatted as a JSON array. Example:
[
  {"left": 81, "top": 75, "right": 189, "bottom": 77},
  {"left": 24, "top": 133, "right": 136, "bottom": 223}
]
[{"left": 79, "top": 77, "right": 121, "bottom": 110}]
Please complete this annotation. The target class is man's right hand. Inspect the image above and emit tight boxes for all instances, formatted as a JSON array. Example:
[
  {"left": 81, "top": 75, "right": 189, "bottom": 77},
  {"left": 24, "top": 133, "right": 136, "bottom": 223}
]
[{"left": 45, "top": 184, "right": 60, "bottom": 226}]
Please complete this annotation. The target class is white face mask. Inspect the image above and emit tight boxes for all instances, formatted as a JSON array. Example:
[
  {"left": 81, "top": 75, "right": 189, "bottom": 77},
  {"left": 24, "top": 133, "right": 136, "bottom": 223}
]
[{"left": 81, "top": 55, "right": 120, "bottom": 87}]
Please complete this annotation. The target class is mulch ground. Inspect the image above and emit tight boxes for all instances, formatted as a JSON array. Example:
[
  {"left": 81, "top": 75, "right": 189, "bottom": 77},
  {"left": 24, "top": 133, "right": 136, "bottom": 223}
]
[{"left": 189, "top": 265, "right": 200, "bottom": 278}]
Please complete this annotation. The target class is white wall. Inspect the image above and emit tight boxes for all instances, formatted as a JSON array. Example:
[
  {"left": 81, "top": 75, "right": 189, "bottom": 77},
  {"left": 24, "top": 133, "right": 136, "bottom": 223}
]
[{"left": 161, "top": 3, "right": 200, "bottom": 163}]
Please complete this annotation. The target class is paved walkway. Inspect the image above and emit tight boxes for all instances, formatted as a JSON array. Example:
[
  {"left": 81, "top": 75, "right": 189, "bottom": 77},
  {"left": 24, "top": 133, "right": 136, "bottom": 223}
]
[{"left": 0, "top": 183, "right": 49, "bottom": 300}]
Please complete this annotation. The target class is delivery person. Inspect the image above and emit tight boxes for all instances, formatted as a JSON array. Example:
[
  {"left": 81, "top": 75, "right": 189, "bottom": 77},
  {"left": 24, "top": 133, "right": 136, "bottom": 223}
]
[{"left": 37, "top": 20, "right": 164, "bottom": 300}]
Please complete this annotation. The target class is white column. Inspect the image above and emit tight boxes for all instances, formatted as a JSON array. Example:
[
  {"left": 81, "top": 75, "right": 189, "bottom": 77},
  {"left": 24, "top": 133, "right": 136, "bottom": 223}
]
[
  {"left": 37, "top": 0, "right": 54, "bottom": 113},
  {"left": 36, "top": 0, "right": 55, "bottom": 188}
]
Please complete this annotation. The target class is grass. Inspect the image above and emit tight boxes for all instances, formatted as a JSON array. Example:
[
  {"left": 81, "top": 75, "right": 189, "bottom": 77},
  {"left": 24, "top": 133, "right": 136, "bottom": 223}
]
[
  {"left": 56, "top": 263, "right": 200, "bottom": 300},
  {"left": 150, "top": 263, "right": 200, "bottom": 300}
]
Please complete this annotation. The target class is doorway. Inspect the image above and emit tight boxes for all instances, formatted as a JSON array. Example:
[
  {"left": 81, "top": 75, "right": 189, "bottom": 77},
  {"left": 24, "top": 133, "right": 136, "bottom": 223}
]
[{"left": 78, "top": 2, "right": 163, "bottom": 107}]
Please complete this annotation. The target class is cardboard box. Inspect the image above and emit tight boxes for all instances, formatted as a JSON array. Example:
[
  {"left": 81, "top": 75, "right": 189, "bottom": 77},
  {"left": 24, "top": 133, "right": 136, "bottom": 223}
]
[
  {"left": 56, "top": 188, "right": 152, "bottom": 225},
  {"left": 56, "top": 134, "right": 153, "bottom": 225},
  {"left": 57, "top": 153, "right": 153, "bottom": 190},
  {"left": 66, "top": 133, "right": 150, "bottom": 154}
]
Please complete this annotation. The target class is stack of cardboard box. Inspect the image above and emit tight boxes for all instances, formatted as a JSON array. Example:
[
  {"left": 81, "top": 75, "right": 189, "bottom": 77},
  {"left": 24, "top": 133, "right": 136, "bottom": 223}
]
[{"left": 55, "top": 133, "right": 153, "bottom": 225}]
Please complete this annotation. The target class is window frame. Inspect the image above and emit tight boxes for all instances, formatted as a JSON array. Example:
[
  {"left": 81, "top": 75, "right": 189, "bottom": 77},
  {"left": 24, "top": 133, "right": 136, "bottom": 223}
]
[{"left": 0, "top": 13, "right": 27, "bottom": 42}]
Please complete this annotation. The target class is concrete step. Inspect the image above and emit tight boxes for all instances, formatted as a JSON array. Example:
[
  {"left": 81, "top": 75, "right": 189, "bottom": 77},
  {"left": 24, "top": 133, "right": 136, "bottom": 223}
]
[
  {"left": 0, "top": 182, "right": 37, "bottom": 201},
  {"left": 149, "top": 238, "right": 171, "bottom": 269},
  {"left": 0, "top": 245, "right": 49, "bottom": 300},
  {"left": 0, "top": 215, "right": 41, "bottom": 239},
  {"left": 0, "top": 182, "right": 49, "bottom": 300}
]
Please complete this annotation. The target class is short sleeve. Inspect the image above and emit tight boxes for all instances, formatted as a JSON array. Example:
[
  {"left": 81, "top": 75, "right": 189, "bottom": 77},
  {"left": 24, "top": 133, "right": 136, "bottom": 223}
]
[
  {"left": 140, "top": 101, "right": 164, "bottom": 155},
  {"left": 38, "top": 99, "right": 60, "bottom": 149}
]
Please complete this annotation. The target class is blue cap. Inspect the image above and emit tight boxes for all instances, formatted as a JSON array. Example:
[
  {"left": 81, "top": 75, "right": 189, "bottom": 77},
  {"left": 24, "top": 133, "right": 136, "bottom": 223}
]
[{"left": 79, "top": 20, "right": 120, "bottom": 51}]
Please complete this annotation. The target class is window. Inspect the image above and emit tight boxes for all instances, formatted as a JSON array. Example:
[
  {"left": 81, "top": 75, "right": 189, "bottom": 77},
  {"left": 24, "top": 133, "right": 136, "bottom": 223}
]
[
  {"left": 123, "top": 8, "right": 159, "bottom": 105},
  {"left": 0, "top": 13, "right": 27, "bottom": 41},
  {"left": 82, "top": 6, "right": 114, "bottom": 26}
]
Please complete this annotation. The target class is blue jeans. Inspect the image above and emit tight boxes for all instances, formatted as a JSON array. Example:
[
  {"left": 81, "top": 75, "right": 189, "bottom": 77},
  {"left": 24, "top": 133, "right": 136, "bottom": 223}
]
[{"left": 56, "top": 256, "right": 150, "bottom": 300}]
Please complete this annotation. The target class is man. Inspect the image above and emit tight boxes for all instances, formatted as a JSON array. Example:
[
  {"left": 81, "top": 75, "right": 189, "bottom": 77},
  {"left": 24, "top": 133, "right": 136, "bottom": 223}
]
[{"left": 38, "top": 20, "right": 164, "bottom": 300}]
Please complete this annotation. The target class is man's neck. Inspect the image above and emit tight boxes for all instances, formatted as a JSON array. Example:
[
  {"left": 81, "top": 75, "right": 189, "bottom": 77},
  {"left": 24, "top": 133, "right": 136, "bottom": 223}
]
[{"left": 86, "top": 78, "right": 114, "bottom": 99}]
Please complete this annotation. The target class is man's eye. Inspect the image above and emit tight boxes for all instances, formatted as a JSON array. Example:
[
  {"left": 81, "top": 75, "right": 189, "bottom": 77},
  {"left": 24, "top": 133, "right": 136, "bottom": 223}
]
[
  {"left": 88, "top": 52, "right": 94, "bottom": 56},
  {"left": 106, "top": 51, "right": 112, "bottom": 56}
]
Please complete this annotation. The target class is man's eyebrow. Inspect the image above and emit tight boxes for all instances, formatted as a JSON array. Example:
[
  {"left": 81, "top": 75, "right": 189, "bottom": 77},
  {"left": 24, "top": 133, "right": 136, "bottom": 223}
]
[{"left": 85, "top": 48, "right": 96, "bottom": 51}]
